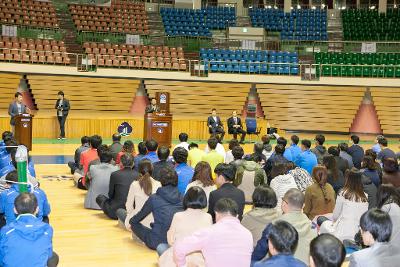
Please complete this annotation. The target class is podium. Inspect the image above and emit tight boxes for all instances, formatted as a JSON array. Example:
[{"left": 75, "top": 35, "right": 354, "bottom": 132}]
[
  {"left": 144, "top": 113, "right": 173, "bottom": 148},
  {"left": 14, "top": 114, "right": 33, "bottom": 151}
]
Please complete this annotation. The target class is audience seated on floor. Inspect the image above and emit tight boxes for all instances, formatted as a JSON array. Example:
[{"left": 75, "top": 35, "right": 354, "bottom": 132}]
[
  {"left": 208, "top": 163, "right": 245, "bottom": 222},
  {"left": 264, "top": 144, "right": 290, "bottom": 183},
  {"left": 348, "top": 135, "right": 365, "bottom": 169},
  {"left": 225, "top": 139, "right": 240, "bottom": 164},
  {"left": 68, "top": 135, "right": 89, "bottom": 174},
  {"left": 349, "top": 208, "right": 400, "bottom": 267},
  {"left": 319, "top": 168, "right": 369, "bottom": 241},
  {"left": 96, "top": 153, "right": 138, "bottom": 220},
  {"left": 84, "top": 145, "right": 108, "bottom": 187},
  {"left": 0, "top": 170, "right": 50, "bottom": 226},
  {"left": 173, "top": 133, "right": 189, "bottom": 152},
  {"left": 77, "top": 135, "right": 102, "bottom": 189},
  {"left": 382, "top": 158, "right": 400, "bottom": 187},
  {"left": 261, "top": 135, "right": 273, "bottom": 160},
  {"left": 143, "top": 139, "right": 159, "bottom": 163},
  {"left": 303, "top": 166, "right": 336, "bottom": 220},
  {"left": 230, "top": 145, "right": 246, "bottom": 169},
  {"left": 377, "top": 185, "right": 400, "bottom": 244},
  {"left": 269, "top": 163, "right": 297, "bottom": 212},
  {"left": 361, "top": 155, "right": 381, "bottom": 188},
  {"left": 254, "top": 220, "right": 306, "bottom": 267},
  {"left": 152, "top": 146, "right": 174, "bottom": 181},
  {"left": 241, "top": 185, "right": 279, "bottom": 247},
  {"left": 235, "top": 154, "right": 266, "bottom": 203},
  {"left": 187, "top": 142, "right": 206, "bottom": 168},
  {"left": 117, "top": 159, "right": 161, "bottom": 232},
  {"left": 286, "top": 162, "right": 313, "bottom": 193},
  {"left": 294, "top": 140, "right": 318, "bottom": 175},
  {"left": 309, "top": 234, "right": 345, "bottom": 267},
  {"left": 110, "top": 133, "right": 123, "bottom": 161},
  {"left": 158, "top": 186, "right": 212, "bottom": 267},
  {"left": 130, "top": 168, "right": 183, "bottom": 250},
  {"left": 173, "top": 147, "right": 194, "bottom": 195},
  {"left": 185, "top": 161, "right": 216, "bottom": 205},
  {"left": 377, "top": 137, "right": 396, "bottom": 162},
  {"left": 311, "top": 134, "right": 329, "bottom": 164},
  {"left": 173, "top": 198, "right": 253, "bottom": 267},
  {"left": 323, "top": 155, "right": 345, "bottom": 194},
  {"left": 252, "top": 188, "right": 317, "bottom": 265},
  {"left": 0, "top": 193, "right": 59, "bottom": 267},
  {"left": 202, "top": 138, "right": 224, "bottom": 180},
  {"left": 116, "top": 140, "right": 136, "bottom": 165},
  {"left": 338, "top": 142, "right": 354, "bottom": 169},
  {"left": 84, "top": 146, "right": 119, "bottom": 210}
]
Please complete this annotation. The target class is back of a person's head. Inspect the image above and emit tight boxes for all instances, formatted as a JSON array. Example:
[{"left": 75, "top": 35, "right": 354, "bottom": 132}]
[
  {"left": 327, "top": 146, "right": 339, "bottom": 157},
  {"left": 173, "top": 147, "right": 188, "bottom": 164},
  {"left": 383, "top": 158, "right": 399, "bottom": 173},
  {"left": 120, "top": 153, "right": 134, "bottom": 168},
  {"left": 81, "top": 135, "right": 89, "bottom": 145},
  {"left": 157, "top": 146, "right": 170, "bottom": 161},
  {"left": 228, "top": 139, "right": 240, "bottom": 150},
  {"left": 360, "top": 208, "right": 392, "bottom": 243},
  {"left": 159, "top": 167, "right": 178, "bottom": 187},
  {"left": 232, "top": 146, "right": 244, "bottom": 160},
  {"left": 312, "top": 165, "right": 328, "bottom": 187},
  {"left": 99, "top": 146, "right": 113, "bottom": 163},
  {"left": 378, "top": 137, "right": 388, "bottom": 147},
  {"left": 253, "top": 142, "right": 264, "bottom": 154},
  {"left": 193, "top": 161, "right": 214, "bottom": 187},
  {"left": 90, "top": 135, "right": 102, "bottom": 149},
  {"left": 252, "top": 185, "right": 277, "bottom": 209},
  {"left": 214, "top": 163, "right": 236, "bottom": 182},
  {"left": 291, "top": 135, "right": 299, "bottom": 145},
  {"left": 261, "top": 135, "right": 270, "bottom": 145},
  {"left": 338, "top": 142, "right": 348, "bottom": 152},
  {"left": 270, "top": 163, "right": 287, "bottom": 177},
  {"left": 183, "top": 186, "right": 207, "bottom": 210},
  {"left": 214, "top": 198, "right": 238, "bottom": 217},
  {"left": 365, "top": 149, "right": 377, "bottom": 161},
  {"left": 275, "top": 144, "right": 285, "bottom": 155},
  {"left": 123, "top": 140, "right": 134, "bottom": 153},
  {"left": 178, "top": 132, "right": 188, "bottom": 142},
  {"left": 283, "top": 188, "right": 305, "bottom": 210},
  {"left": 267, "top": 220, "right": 299, "bottom": 254},
  {"left": 5, "top": 170, "right": 18, "bottom": 184},
  {"left": 301, "top": 139, "right": 311, "bottom": 149},
  {"left": 188, "top": 142, "right": 198, "bottom": 150},
  {"left": 315, "top": 134, "right": 325, "bottom": 146},
  {"left": 207, "top": 137, "right": 218, "bottom": 150},
  {"left": 112, "top": 133, "right": 121, "bottom": 142},
  {"left": 343, "top": 168, "right": 367, "bottom": 202},
  {"left": 277, "top": 137, "right": 288, "bottom": 147},
  {"left": 377, "top": 184, "right": 400, "bottom": 208},
  {"left": 138, "top": 159, "right": 154, "bottom": 196},
  {"left": 322, "top": 155, "right": 337, "bottom": 170},
  {"left": 351, "top": 135, "right": 360, "bottom": 144},
  {"left": 146, "top": 139, "right": 158, "bottom": 152},
  {"left": 5, "top": 138, "right": 18, "bottom": 155},
  {"left": 1, "top": 131, "right": 13, "bottom": 141},
  {"left": 138, "top": 141, "right": 147, "bottom": 155},
  {"left": 362, "top": 155, "right": 377, "bottom": 171},
  {"left": 310, "top": 234, "right": 345, "bottom": 267},
  {"left": 14, "top": 193, "right": 38, "bottom": 215},
  {"left": 250, "top": 154, "right": 263, "bottom": 164}
]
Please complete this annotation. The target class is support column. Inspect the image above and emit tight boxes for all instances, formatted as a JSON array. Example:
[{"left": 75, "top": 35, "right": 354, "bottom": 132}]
[
  {"left": 378, "top": 0, "right": 387, "bottom": 14},
  {"left": 356, "top": 0, "right": 360, "bottom": 9},
  {"left": 284, "top": 0, "right": 291, "bottom": 13}
]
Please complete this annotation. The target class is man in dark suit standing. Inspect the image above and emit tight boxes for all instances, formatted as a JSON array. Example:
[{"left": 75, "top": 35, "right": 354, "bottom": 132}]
[
  {"left": 145, "top": 98, "right": 160, "bottom": 113},
  {"left": 55, "top": 91, "right": 70, "bottom": 140},
  {"left": 8, "top": 92, "right": 31, "bottom": 134},
  {"left": 227, "top": 110, "right": 246, "bottom": 144},
  {"left": 208, "top": 163, "right": 245, "bottom": 222},
  {"left": 207, "top": 108, "right": 225, "bottom": 142}
]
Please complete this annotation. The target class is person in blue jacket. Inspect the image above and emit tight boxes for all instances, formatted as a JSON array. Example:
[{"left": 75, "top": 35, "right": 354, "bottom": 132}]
[
  {"left": 294, "top": 140, "right": 318, "bottom": 175},
  {"left": 0, "top": 193, "right": 59, "bottom": 267},
  {"left": 288, "top": 135, "right": 302, "bottom": 161},
  {"left": 173, "top": 147, "right": 194, "bottom": 195},
  {"left": 0, "top": 171, "right": 50, "bottom": 225}
]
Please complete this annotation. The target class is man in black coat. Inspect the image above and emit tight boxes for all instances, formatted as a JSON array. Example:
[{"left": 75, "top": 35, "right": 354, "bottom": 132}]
[
  {"left": 55, "top": 91, "right": 70, "bottom": 140},
  {"left": 208, "top": 163, "right": 245, "bottom": 222},
  {"left": 348, "top": 135, "right": 364, "bottom": 169},
  {"left": 96, "top": 153, "right": 138, "bottom": 219},
  {"left": 152, "top": 146, "right": 174, "bottom": 181},
  {"left": 227, "top": 110, "right": 246, "bottom": 144},
  {"left": 207, "top": 108, "right": 225, "bottom": 141}
]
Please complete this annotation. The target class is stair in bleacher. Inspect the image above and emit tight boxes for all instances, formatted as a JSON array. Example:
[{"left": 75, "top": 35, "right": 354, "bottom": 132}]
[
  {"left": 236, "top": 16, "right": 252, "bottom": 27},
  {"left": 147, "top": 11, "right": 165, "bottom": 46},
  {"left": 327, "top": 9, "right": 343, "bottom": 52}
]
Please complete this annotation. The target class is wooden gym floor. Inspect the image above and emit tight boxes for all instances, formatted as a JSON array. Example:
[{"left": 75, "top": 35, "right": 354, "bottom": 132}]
[{"left": 33, "top": 135, "right": 398, "bottom": 266}]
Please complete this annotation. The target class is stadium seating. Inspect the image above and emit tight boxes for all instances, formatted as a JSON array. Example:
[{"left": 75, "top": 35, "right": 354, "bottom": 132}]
[
  {"left": 249, "top": 9, "right": 327, "bottom": 41},
  {"left": 0, "top": 36, "right": 70, "bottom": 65},
  {"left": 200, "top": 48, "right": 299, "bottom": 75},
  {"left": 161, "top": 7, "right": 236, "bottom": 37},
  {"left": 342, "top": 9, "right": 400, "bottom": 41},
  {"left": 84, "top": 42, "right": 186, "bottom": 70},
  {"left": 370, "top": 87, "right": 400, "bottom": 134},
  {"left": 69, "top": 1, "right": 149, "bottom": 35},
  {"left": 315, "top": 52, "right": 400, "bottom": 77},
  {"left": 0, "top": 0, "right": 58, "bottom": 28}
]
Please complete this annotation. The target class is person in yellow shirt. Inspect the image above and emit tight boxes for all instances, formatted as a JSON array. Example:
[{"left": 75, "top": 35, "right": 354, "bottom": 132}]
[
  {"left": 188, "top": 143, "right": 206, "bottom": 168},
  {"left": 202, "top": 138, "right": 224, "bottom": 179}
]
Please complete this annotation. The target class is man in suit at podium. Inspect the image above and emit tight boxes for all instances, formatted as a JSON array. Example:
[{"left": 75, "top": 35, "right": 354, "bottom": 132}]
[
  {"left": 207, "top": 108, "right": 225, "bottom": 142},
  {"left": 145, "top": 98, "right": 160, "bottom": 113},
  {"left": 55, "top": 91, "right": 70, "bottom": 140},
  {"left": 227, "top": 110, "right": 246, "bottom": 144},
  {"left": 8, "top": 92, "right": 31, "bottom": 134}
]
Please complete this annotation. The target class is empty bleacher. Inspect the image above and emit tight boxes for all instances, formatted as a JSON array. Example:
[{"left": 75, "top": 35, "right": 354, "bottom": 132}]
[
  {"left": 0, "top": 36, "right": 70, "bottom": 64},
  {"left": 370, "top": 87, "right": 400, "bottom": 135},
  {"left": 250, "top": 9, "right": 327, "bottom": 41},
  {"left": 256, "top": 84, "right": 365, "bottom": 132},
  {"left": 145, "top": 80, "right": 249, "bottom": 117},
  {"left": 0, "top": 73, "right": 20, "bottom": 110},
  {"left": 69, "top": 1, "right": 149, "bottom": 35},
  {"left": 84, "top": 42, "right": 186, "bottom": 70},
  {"left": 0, "top": 0, "right": 58, "bottom": 28},
  {"left": 27, "top": 75, "right": 140, "bottom": 112}
]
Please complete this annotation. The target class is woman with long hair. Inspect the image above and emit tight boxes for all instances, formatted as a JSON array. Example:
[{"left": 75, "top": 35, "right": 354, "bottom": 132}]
[
  {"left": 185, "top": 161, "right": 217, "bottom": 204},
  {"left": 377, "top": 184, "right": 400, "bottom": 243},
  {"left": 361, "top": 155, "right": 380, "bottom": 187},
  {"left": 304, "top": 166, "right": 336, "bottom": 220},
  {"left": 382, "top": 158, "right": 400, "bottom": 188},
  {"left": 116, "top": 159, "right": 161, "bottom": 231},
  {"left": 319, "top": 168, "right": 368, "bottom": 241},
  {"left": 323, "top": 155, "right": 345, "bottom": 194}
]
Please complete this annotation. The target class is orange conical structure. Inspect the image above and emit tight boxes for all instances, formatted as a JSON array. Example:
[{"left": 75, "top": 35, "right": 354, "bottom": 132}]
[
  {"left": 129, "top": 81, "right": 148, "bottom": 115},
  {"left": 350, "top": 89, "right": 382, "bottom": 134}
]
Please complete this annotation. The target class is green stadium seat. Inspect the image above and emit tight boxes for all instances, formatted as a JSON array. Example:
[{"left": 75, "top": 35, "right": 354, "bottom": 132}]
[
  {"left": 385, "top": 66, "right": 395, "bottom": 77},
  {"left": 362, "top": 66, "right": 372, "bottom": 77},
  {"left": 354, "top": 66, "right": 362, "bottom": 77},
  {"left": 395, "top": 67, "right": 400, "bottom": 77}
]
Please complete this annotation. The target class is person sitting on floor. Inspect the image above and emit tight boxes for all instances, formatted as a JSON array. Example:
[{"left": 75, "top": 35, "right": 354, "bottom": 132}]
[
  {"left": 185, "top": 161, "right": 217, "bottom": 205},
  {"left": 264, "top": 144, "right": 290, "bottom": 183},
  {"left": 173, "top": 132, "right": 189, "bottom": 152},
  {"left": 67, "top": 135, "right": 89, "bottom": 175},
  {"left": 309, "top": 234, "right": 345, "bottom": 267},
  {"left": 110, "top": 133, "right": 123, "bottom": 161},
  {"left": 187, "top": 142, "right": 206, "bottom": 168},
  {"left": 143, "top": 139, "right": 159, "bottom": 163},
  {"left": 225, "top": 139, "right": 240, "bottom": 164},
  {"left": 270, "top": 163, "right": 297, "bottom": 212},
  {"left": 173, "top": 147, "right": 194, "bottom": 195},
  {"left": 134, "top": 141, "right": 147, "bottom": 169},
  {"left": 294, "top": 140, "right": 318, "bottom": 175},
  {"left": 286, "top": 162, "right": 313, "bottom": 193},
  {"left": 77, "top": 135, "right": 102, "bottom": 189},
  {"left": 311, "top": 134, "right": 329, "bottom": 164},
  {"left": 202, "top": 137, "right": 224, "bottom": 180},
  {"left": 115, "top": 140, "right": 136, "bottom": 165},
  {"left": 152, "top": 146, "right": 174, "bottom": 181}
]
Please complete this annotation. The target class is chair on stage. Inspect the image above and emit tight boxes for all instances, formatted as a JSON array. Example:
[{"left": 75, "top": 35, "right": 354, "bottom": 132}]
[{"left": 245, "top": 118, "right": 261, "bottom": 141}]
